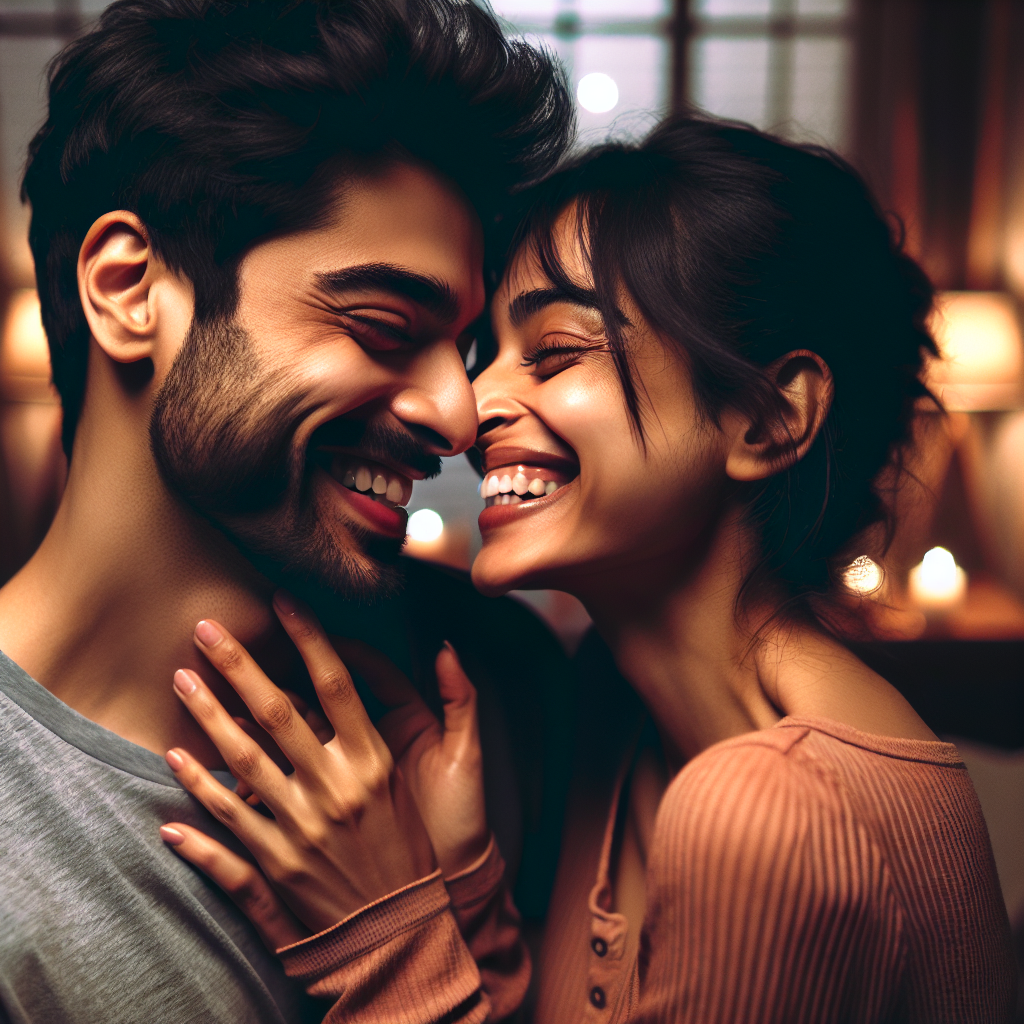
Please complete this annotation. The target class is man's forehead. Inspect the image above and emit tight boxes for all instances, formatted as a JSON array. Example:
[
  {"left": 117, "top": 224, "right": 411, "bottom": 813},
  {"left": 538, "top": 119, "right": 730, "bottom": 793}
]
[{"left": 317, "top": 163, "right": 485, "bottom": 315}]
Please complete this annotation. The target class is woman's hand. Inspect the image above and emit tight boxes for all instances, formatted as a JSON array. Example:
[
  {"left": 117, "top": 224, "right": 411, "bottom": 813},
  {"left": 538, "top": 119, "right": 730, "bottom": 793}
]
[
  {"left": 160, "top": 589, "right": 489, "bottom": 951},
  {"left": 160, "top": 591, "right": 438, "bottom": 943},
  {"left": 333, "top": 637, "right": 488, "bottom": 879}
]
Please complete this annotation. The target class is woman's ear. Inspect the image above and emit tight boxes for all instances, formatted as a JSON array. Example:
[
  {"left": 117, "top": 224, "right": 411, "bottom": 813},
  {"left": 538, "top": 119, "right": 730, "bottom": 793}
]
[
  {"left": 78, "top": 211, "right": 161, "bottom": 365},
  {"left": 724, "top": 349, "right": 834, "bottom": 483}
]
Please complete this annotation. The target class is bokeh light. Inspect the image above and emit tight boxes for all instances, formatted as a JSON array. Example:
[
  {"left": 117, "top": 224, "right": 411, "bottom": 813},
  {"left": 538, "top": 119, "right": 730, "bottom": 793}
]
[
  {"left": 577, "top": 72, "right": 619, "bottom": 114},
  {"left": 406, "top": 508, "right": 444, "bottom": 543},
  {"left": 909, "top": 546, "right": 968, "bottom": 609},
  {"left": 842, "top": 555, "right": 883, "bottom": 596}
]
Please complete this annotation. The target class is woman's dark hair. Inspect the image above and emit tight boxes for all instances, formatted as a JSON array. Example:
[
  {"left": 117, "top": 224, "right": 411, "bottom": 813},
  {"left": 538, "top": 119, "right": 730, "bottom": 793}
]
[
  {"left": 22, "top": 0, "right": 573, "bottom": 455},
  {"left": 495, "top": 113, "right": 936, "bottom": 624}
]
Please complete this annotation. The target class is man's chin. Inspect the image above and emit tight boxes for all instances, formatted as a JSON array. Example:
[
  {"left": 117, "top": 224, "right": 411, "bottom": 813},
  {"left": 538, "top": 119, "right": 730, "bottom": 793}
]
[{"left": 218, "top": 505, "right": 408, "bottom": 604}]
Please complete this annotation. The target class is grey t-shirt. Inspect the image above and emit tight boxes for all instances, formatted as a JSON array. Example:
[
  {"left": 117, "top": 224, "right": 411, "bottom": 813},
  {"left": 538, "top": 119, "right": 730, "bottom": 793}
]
[{"left": 0, "top": 650, "right": 321, "bottom": 1024}]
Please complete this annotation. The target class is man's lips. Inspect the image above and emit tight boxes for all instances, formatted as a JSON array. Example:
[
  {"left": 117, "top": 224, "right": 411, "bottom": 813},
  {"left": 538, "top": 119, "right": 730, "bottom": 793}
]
[
  {"left": 321, "top": 469, "right": 409, "bottom": 538},
  {"left": 318, "top": 447, "right": 425, "bottom": 485},
  {"left": 319, "top": 454, "right": 413, "bottom": 539}
]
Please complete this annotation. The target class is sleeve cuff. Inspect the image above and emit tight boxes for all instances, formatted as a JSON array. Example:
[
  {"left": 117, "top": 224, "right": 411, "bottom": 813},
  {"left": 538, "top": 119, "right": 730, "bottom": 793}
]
[
  {"left": 277, "top": 868, "right": 449, "bottom": 976},
  {"left": 445, "top": 834, "right": 506, "bottom": 910}
]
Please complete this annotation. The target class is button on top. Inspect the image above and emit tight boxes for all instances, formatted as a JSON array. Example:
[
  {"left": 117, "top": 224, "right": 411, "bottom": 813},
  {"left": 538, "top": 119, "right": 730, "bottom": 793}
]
[
  {"left": 591, "top": 937, "right": 608, "bottom": 957},
  {"left": 590, "top": 986, "right": 606, "bottom": 1009}
]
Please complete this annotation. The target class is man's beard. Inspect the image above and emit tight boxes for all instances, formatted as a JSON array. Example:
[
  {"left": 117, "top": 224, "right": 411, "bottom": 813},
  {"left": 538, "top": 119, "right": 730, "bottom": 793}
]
[{"left": 149, "top": 316, "right": 439, "bottom": 602}]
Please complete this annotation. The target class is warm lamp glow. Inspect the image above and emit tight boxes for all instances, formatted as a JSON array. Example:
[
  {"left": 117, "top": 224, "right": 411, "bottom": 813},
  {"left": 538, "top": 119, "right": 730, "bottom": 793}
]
[
  {"left": 909, "top": 546, "right": 968, "bottom": 610},
  {"left": 407, "top": 508, "right": 444, "bottom": 543},
  {"left": 1, "top": 289, "right": 50, "bottom": 378},
  {"left": 0, "top": 289, "right": 55, "bottom": 404},
  {"left": 926, "top": 291, "right": 1024, "bottom": 410},
  {"left": 842, "top": 555, "right": 883, "bottom": 596}
]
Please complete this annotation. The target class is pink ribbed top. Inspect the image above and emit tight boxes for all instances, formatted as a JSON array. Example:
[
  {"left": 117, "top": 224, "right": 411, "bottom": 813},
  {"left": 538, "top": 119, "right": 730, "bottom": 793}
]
[
  {"left": 535, "top": 716, "right": 1015, "bottom": 1023},
  {"left": 278, "top": 717, "right": 1015, "bottom": 1023}
]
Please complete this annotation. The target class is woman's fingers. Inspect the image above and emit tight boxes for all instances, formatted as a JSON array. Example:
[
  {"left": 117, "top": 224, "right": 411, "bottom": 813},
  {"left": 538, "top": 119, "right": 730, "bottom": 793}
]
[
  {"left": 330, "top": 637, "right": 439, "bottom": 763},
  {"left": 271, "top": 591, "right": 380, "bottom": 756},
  {"left": 282, "top": 689, "right": 335, "bottom": 745},
  {"left": 165, "top": 745, "right": 274, "bottom": 852},
  {"left": 172, "top": 668, "right": 289, "bottom": 811},
  {"left": 436, "top": 642, "right": 479, "bottom": 741},
  {"left": 160, "top": 822, "right": 307, "bottom": 951},
  {"left": 192, "top": 619, "right": 325, "bottom": 769}
]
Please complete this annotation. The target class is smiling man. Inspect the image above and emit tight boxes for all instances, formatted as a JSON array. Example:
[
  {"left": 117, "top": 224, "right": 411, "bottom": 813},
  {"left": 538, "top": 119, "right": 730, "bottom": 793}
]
[{"left": 0, "top": 2, "right": 571, "bottom": 1021}]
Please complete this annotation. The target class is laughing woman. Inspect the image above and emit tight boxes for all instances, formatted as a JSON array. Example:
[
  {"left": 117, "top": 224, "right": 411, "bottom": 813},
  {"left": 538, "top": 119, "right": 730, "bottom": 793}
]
[{"left": 161, "top": 116, "right": 1015, "bottom": 1023}]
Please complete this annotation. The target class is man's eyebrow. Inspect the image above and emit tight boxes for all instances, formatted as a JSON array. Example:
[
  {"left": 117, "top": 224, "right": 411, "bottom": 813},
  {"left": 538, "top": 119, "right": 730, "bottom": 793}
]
[
  {"left": 507, "top": 286, "right": 602, "bottom": 328},
  {"left": 315, "top": 263, "right": 460, "bottom": 325}
]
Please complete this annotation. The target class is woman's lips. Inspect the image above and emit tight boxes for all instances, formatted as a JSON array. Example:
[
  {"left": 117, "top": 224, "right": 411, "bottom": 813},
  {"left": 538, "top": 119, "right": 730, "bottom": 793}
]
[
  {"left": 478, "top": 471, "right": 572, "bottom": 531},
  {"left": 480, "top": 463, "right": 570, "bottom": 507}
]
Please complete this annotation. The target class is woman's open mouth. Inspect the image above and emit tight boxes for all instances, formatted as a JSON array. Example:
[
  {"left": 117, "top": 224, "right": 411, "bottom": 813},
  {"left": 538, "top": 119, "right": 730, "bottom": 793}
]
[
  {"left": 480, "top": 464, "right": 570, "bottom": 507},
  {"left": 477, "top": 447, "right": 579, "bottom": 531}
]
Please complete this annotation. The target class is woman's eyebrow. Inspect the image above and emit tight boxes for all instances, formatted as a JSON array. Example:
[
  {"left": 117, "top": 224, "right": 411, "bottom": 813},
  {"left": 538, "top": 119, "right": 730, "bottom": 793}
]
[{"left": 507, "top": 286, "right": 601, "bottom": 328}]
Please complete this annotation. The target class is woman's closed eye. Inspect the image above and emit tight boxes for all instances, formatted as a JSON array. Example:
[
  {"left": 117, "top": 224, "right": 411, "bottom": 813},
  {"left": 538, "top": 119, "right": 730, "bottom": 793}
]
[{"left": 520, "top": 338, "right": 607, "bottom": 378}]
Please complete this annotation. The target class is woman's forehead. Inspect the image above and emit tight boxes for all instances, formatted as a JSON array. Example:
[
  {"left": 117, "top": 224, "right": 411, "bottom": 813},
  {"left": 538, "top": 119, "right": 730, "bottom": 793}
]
[{"left": 500, "top": 209, "right": 593, "bottom": 302}]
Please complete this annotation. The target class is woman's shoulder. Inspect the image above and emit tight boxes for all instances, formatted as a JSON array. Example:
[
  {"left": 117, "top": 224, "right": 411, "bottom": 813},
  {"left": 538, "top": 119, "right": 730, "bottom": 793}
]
[
  {"left": 652, "top": 722, "right": 850, "bottom": 857},
  {"left": 669, "top": 715, "right": 965, "bottom": 799},
  {"left": 650, "top": 716, "right": 979, "bottom": 885}
]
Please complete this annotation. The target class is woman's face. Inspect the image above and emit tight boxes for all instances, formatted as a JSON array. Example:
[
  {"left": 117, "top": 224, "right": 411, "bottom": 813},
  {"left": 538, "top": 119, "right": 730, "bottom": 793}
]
[{"left": 471, "top": 217, "right": 732, "bottom": 600}]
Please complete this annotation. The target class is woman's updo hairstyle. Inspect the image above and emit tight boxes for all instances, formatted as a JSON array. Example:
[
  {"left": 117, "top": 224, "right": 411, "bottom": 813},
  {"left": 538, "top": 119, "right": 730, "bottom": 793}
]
[{"left": 497, "top": 113, "right": 936, "bottom": 624}]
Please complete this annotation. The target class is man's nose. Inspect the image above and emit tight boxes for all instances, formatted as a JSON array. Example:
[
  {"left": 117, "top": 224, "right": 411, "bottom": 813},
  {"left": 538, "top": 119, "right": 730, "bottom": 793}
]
[{"left": 390, "top": 341, "right": 478, "bottom": 456}]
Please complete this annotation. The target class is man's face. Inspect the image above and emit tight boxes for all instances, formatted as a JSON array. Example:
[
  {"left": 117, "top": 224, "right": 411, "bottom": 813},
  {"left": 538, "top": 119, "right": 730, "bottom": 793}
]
[{"left": 150, "top": 161, "right": 483, "bottom": 599}]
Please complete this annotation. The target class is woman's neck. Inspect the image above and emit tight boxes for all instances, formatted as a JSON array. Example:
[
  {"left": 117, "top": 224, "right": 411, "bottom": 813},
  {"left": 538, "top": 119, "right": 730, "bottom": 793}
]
[
  {"left": 582, "top": 509, "right": 784, "bottom": 769},
  {"left": 580, "top": 507, "right": 938, "bottom": 769}
]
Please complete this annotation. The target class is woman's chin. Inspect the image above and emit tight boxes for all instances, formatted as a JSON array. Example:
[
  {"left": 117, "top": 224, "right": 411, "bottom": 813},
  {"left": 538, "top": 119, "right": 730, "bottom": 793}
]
[
  {"left": 470, "top": 558, "right": 520, "bottom": 598},
  {"left": 471, "top": 548, "right": 550, "bottom": 598}
]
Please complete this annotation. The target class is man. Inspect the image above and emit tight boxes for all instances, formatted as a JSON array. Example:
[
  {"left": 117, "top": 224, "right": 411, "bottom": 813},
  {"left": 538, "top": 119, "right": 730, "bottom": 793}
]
[{"left": 0, "top": 2, "right": 572, "bottom": 1021}]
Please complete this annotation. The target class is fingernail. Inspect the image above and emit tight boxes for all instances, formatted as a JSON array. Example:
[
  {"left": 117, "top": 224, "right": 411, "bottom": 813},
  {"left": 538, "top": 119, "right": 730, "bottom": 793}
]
[
  {"left": 173, "top": 669, "right": 197, "bottom": 696},
  {"left": 165, "top": 749, "right": 185, "bottom": 771},
  {"left": 195, "top": 620, "right": 222, "bottom": 647},
  {"left": 443, "top": 640, "right": 459, "bottom": 659},
  {"left": 160, "top": 825, "right": 185, "bottom": 846},
  {"left": 273, "top": 589, "right": 298, "bottom": 615}
]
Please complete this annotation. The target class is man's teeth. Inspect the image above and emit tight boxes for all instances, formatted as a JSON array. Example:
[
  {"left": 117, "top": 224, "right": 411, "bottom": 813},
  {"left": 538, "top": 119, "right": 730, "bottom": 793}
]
[
  {"left": 336, "top": 459, "right": 411, "bottom": 507},
  {"left": 480, "top": 466, "right": 565, "bottom": 507}
]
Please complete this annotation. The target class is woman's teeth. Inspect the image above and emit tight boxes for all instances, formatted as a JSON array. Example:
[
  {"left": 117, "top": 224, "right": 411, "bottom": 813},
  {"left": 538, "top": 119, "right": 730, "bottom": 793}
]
[
  {"left": 332, "top": 457, "right": 412, "bottom": 507},
  {"left": 480, "top": 465, "right": 566, "bottom": 507}
]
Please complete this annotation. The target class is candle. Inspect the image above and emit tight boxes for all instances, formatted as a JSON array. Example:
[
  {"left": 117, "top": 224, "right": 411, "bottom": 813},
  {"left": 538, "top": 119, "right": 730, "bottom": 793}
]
[{"left": 908, "top": 547, "right": 967, "bottom": 611}]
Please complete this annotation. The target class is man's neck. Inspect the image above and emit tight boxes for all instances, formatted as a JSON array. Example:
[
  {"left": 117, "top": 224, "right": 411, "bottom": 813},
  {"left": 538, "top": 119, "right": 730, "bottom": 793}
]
[{"left": 0, "top": 431, "right": 295, "bottom": 768}]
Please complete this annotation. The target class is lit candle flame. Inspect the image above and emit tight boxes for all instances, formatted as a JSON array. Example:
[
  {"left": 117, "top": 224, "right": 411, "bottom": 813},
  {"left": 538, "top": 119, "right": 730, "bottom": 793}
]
[{"left": 909, "top": 547, "right": 967, "bottom": 610}]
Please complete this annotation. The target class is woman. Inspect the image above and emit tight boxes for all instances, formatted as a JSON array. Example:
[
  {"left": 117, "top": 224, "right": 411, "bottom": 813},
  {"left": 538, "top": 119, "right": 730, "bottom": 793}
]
[{"left": 160, "top": 115, "right": 1015, "bottom": 1022}]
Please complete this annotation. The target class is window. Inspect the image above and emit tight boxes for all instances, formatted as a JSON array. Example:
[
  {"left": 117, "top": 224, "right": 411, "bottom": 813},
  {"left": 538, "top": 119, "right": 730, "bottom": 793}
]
[
  {"left": 488, "top": 0, "right": 674, "bottom": 143},
  {"left": 688, "top": 0, "right": 853, "bottom": 152}
]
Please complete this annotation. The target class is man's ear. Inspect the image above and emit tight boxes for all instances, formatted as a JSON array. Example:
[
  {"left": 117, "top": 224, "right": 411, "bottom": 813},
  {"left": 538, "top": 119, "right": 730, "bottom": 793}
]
[
  {"left": 724, "top": 349, "right": 834, "bottom": 483},
  {"left": 78, "top": 211, "right": 161, "bottom": 365}
]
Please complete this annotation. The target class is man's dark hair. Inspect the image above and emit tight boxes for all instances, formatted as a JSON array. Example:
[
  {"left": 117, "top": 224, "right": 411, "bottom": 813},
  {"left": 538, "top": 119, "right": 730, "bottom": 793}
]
[
  {"left": 496, "top": 113, "right": 936, "bottom": 627},
  {"left": 23, "top": 0, "right": 573, "bottom": 455}
]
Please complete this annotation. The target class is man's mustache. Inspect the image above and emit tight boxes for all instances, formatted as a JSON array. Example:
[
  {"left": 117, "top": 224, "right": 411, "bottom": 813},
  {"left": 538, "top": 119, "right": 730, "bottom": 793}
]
[{"left": 310, "top": 418, "right": 443, "bottom": 480}]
